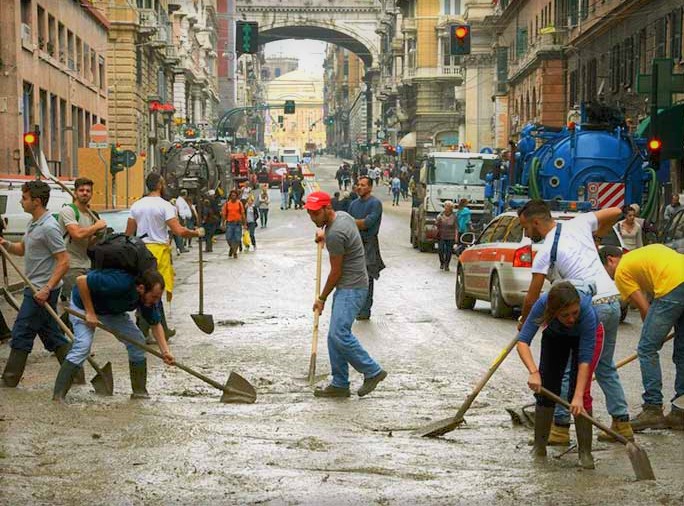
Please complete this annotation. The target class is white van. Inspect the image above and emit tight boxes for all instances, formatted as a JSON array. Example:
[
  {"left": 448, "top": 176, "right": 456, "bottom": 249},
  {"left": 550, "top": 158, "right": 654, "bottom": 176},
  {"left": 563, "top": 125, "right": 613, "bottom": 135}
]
[{"left": 0, "top": 181, "right": 74, "bottom": 237}]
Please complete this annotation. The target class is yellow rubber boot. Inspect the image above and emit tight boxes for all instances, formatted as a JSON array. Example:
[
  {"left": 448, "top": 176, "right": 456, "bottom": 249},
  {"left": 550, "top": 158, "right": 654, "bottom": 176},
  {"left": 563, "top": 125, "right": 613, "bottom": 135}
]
[{"left": 597, "top": 419, "right": 635, "bottom": 442}]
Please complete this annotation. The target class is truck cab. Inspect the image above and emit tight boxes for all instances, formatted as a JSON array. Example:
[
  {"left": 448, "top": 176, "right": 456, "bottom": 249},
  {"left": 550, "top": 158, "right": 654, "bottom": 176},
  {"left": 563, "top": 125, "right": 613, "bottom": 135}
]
[{"left": 410, "top": 152, "right": 499, "bottom": 251}]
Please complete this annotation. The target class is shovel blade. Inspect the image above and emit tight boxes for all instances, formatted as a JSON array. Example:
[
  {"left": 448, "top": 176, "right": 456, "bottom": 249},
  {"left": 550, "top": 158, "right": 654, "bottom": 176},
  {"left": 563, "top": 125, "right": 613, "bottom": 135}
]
[
  {"left": 673, "top": 395, "right": 684, "bottom": 411},
  {"left": 413, "top": 415, "right": 465, "bottom": 437},
  {"left": 220, "top": 371, "right": 257, "bottom": 404},
  {"left": 626, "top": 442, "right": 656, "bottom": 481},
  {"left": 191, "top": 313, "right": 215, "bottom": 334},
  {"left": 90, "top": 362, "right": 114, "bottom": 396}
]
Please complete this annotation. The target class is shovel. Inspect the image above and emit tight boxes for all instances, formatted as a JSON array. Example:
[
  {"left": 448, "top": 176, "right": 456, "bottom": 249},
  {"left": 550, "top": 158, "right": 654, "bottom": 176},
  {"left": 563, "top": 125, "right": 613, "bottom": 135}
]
[
  {"left": 190, "top": 232, "right": 214, "bottom": 334},
  {"left": 539, "top": 386, "right": 656, "bottom": 481},
  {"left": 66, "top": 308, "right": 257, "bottom": 404},
  {"left": 414, "top": 335, "right": 519, "bottom": 437},
  {"left": 0, "top": 245, "right": 113, "bottom": 396},
  {"left": 673, "top": 395, "right": 684, "bottom": 411},
  {"left": 306, "top": 240, "right": 324, "bottom": 385},
  {"left": 1, "top": 286, "right": 20, "bottom": 311}
]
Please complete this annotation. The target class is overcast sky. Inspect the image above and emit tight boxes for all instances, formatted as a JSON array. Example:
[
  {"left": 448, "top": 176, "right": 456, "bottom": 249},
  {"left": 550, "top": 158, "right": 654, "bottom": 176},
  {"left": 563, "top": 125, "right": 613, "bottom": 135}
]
[{"left": 264, "top": 40, "right": 326, "bottom": 75}]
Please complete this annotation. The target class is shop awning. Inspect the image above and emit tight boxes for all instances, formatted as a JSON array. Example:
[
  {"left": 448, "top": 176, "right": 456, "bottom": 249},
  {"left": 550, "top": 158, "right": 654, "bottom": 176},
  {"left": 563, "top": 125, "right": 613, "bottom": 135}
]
[{"left": 398, "top": 132, "right": 417, "bottom": 148}]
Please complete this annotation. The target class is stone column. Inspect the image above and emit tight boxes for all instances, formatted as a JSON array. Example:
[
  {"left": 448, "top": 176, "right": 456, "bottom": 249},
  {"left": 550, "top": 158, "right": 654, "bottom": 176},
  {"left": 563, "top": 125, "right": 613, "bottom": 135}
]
[{"left": 173, "top": 72, "right": 187, "bottom": 122}]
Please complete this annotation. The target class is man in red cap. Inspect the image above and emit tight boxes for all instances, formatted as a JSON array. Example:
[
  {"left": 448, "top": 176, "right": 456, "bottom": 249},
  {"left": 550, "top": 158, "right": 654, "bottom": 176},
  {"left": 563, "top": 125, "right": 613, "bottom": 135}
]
[{"left": 304, "top": 191, "right": 387, "bottom": 398}]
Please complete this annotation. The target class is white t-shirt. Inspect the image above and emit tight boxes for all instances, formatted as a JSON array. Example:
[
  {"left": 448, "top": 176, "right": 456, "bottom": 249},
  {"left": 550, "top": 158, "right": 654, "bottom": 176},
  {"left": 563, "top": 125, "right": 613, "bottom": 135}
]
[
  {"left": 175, "top": 196, "right": 192, "bottom": 220},
  {"left": 130, "top": 196, "right": 177, "bottom": 244},
  {"left": 531, "top": 212, "right": 619, "bottom": 298}
]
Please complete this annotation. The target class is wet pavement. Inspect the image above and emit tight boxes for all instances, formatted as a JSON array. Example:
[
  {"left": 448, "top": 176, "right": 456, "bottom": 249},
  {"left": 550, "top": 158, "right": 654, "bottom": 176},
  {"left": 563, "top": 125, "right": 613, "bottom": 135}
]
[{"left": 1, "top": 156, "right": 683, "bottom": 505}]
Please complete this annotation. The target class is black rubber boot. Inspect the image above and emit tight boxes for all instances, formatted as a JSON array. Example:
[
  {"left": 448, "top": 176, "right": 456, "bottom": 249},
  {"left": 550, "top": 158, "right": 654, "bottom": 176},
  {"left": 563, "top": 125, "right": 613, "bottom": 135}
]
[
  {"left": 0, "top": 312, "right": 11, "bottom": 341},
  {"left": 53, "top": 343, "right": 85, "bottom": 385},
  {"left": 52, "top": 360, "right": 80, "bottom": 402},
  {"left": 574, "top": 415, "right": 595, "bottom": 469},
  {"left": 129, "top": 360, "right": 150, "bottom": 399},
  {"left": 1, "top": 348, "right": 29, "bottom": 387},
  {"left": 531, "top": 406, "right": 554, "bottom": 457}
]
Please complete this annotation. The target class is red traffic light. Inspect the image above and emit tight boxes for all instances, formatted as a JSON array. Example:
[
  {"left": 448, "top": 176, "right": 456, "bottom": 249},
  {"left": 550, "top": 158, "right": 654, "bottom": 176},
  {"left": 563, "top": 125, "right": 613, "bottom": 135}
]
[
  {"left": 648, "top": 138, "right": 662, "bottom": 151},
  {"left": 454, "top": 26, "right": 469, "bottom": 39},
  {"left": 23, "top": 132, "right": 37, "bottom": 145}
]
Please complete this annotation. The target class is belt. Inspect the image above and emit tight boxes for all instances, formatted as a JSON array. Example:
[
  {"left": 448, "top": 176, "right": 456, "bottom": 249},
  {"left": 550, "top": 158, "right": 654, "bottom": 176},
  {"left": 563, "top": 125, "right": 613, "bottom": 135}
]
[{"left": 592, "top": 295, "right": 621, "bottom": 306}]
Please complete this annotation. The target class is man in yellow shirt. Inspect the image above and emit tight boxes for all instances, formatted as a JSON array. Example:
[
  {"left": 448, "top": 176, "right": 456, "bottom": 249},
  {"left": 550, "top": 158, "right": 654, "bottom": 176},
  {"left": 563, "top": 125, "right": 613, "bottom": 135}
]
[{"left": 600, "top": 244, "right": 684, "bottom": 431}]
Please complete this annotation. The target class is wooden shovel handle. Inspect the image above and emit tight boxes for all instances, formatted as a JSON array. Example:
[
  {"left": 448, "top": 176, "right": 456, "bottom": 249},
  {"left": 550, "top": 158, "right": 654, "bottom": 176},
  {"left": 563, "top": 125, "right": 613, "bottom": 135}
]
[
  {"left": 538, "top": 386, "right": 629, "bottom": 445},
  {"left": 0, "top": 244, "right": 106, "bottom": 375}
]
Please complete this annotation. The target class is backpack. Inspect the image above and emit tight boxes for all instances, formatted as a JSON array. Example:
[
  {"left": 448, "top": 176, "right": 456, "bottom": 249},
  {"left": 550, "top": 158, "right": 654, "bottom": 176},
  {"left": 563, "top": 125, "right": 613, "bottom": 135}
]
[
  {"left": 53, "top": 204, "right": 100, "bottom": 241},
  {"left": 87, "top": 233, "right": 157, "bottom": 277}
]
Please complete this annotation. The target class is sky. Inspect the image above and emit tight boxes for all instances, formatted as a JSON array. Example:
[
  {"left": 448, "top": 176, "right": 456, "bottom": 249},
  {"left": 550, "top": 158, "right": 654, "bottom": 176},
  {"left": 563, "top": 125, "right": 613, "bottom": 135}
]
[{"left": 263, "top": 39, "right": 326, "bottom": 76}]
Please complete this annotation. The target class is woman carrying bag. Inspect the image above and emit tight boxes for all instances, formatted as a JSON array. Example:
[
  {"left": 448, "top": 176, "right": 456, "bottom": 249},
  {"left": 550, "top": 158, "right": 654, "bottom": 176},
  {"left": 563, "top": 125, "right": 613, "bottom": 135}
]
[{"left": 516, "top": 281, "right": 604, "bottom": 470}]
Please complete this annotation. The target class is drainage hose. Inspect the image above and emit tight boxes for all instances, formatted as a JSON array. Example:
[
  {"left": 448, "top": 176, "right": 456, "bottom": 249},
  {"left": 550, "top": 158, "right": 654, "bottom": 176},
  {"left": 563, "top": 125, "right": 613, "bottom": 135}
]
[
  {"left": 528, "top": 157, "right": 542, "bottom": 200},
  {"left": 641, "top": 168, "right": 658, "bottom": 220}
]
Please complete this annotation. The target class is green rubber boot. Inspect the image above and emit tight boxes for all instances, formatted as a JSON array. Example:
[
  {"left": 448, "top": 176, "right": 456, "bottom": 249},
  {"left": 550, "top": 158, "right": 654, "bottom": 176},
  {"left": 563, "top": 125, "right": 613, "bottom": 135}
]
[
  {"left": 575, "top": 415, "right": 595, "bottom": 470},
  {"left": 52, "top": 360, "right": 80, "bottom": 402},
  {"left": 54, "top": 343, "right": 85, "bottom": 385},
  {"left": 1, "top": 348, "right": 29, "bottom": 387},
  {"left": 531, "top": 406, "right": 554, "bottom": 457},
  {"left": 129, "top": 360, "right": 150, "bottom": 399}
]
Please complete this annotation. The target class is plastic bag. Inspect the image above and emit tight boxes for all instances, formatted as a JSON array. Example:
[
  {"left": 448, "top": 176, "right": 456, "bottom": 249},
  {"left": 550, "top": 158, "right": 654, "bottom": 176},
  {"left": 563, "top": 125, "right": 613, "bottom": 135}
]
[{"left": 242, "top": 229, "right": 251, "bottom": 247}]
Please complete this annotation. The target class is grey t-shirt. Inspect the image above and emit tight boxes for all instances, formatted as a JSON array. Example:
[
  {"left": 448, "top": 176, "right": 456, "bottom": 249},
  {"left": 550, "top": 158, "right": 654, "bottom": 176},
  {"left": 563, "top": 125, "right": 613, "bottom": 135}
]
[
  {"left": 325, "top": 211, "right": 368, "bottom": 289},
  {"left": 24, "top": 211, "right": 66, "bottom": 288},
  {"left": 59, "top": 204, "right": 95, "bottom": 269}
]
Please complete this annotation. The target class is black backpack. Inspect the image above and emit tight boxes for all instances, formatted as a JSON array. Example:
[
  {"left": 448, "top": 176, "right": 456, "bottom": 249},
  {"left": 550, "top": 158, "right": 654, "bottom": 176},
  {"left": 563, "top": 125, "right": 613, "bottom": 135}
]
[{"left": 87, "top": 233, "right": 157, "bottom": 276}]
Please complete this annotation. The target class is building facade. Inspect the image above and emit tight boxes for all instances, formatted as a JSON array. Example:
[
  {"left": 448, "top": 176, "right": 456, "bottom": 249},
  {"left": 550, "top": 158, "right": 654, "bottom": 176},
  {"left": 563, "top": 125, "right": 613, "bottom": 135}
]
[
  {"left": 0, "top": 0, "right": 109, "bottom": 176},
  {"left": 262, "top": 56, "right": 298, "bottom": 81}
]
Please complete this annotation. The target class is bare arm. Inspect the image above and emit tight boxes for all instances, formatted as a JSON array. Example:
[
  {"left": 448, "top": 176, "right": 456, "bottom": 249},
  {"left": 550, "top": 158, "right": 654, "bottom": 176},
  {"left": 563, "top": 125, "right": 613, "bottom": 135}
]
[
  {"left": 125, "top": 218, "right": 137, "bottom": 237},
  {"left": 0, "top": 238, "right": 25, "bottom": 256},
  {"left": 519, "top": 273, "right": 546, "bottom": 329},
  {"left": 167, "top": 217, "right": 200, "bottom": 238},
  {"left": 149, "top": 322, "right": 174, "bottom": 365},
  {"left": 594, "top": 207, "right": 623, "bottom": 237},
  {"left": 516, "top": 341, "right": 542, "bottom": 393},
  {"left": 66, "top": 220, "right": 107, "bottom": 240},
  {"left": 628, "top": 290, "right": 650, "bottom": 321},
  {"left": 75, "top": 275, "right": 98, "bottom": 328}
]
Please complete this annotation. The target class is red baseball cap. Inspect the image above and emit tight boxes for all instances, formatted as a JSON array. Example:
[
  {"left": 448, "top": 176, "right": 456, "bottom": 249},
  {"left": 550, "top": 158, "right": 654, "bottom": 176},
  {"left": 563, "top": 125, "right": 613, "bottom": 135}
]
[{"left": 304, "top": 191, "right": 332, "bottom": 211}]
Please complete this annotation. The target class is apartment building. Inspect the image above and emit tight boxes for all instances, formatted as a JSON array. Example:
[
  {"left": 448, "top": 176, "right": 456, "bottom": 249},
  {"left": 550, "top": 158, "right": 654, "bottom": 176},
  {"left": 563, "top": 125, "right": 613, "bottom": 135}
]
[{"left": 0, "top": 0, "right": 109, "bottom": 176}]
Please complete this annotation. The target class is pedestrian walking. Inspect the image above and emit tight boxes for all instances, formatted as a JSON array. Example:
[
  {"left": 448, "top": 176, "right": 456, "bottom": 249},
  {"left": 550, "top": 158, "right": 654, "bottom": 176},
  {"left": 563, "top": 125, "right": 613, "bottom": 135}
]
[
  {"left": 221, "top": 189, "right": 246, "bottom": 258},
  {"left": 400, "top": 173, "right": 409, "bottom": 200},
  {"left": 126, "top": 173, "right": 203, "bottom": 340},
  {"left": 258, "top": 187, "right": 270, "bottom": 227},
  {"left": 435, "top": 201, "right": 457, "bottom": 271},
  {"left": 280, "top": 176, "right": 291, "bottom": 210},
  {"left": 240, "top": 184, "right": 252, "bottom": 206},
  {"left": 517, "top": 281, "right": 602, "bottom": 469},
  {"left": 664, "top": 194, "right": 681, "bottom": 222},
  {"left": 517, "top": 200, "right": 633, "bottom": 444},
  {"left": 57, "top": 177, "right": 108, "bottom": 323},
  {"left": 618, "top": 205, "right": 643, "bottom": 250},
  {"left": 600, "top": 244, "right": 684, "bottom": 431},
  {"left": 200, "top": 194, "right": 220, "bottom": 253},
  {"left": 292, "top": 177, "right": 305, "bottom": 210},
  {"left": 348, "top": 176, "right": 385, "bottom": 320},
  {"left": 245, "top": 196, "right": 259, "bottom": 251},
  {"left": 391, "top": 176, "right": 401, "bottom": 206},
  {"left": 0, "top": 180, "right": 71, "bottom": 387},
  {"left": 304, "top": 191, "right": 387, "bottom": 398},
  {"left": 53, "top": 268, "right": 175, "bottom": 402},
  {"left": 175, "top": 190, "right": 192, "bottom": 252},
  {"left": 185, "top": 195, "right": 199, "bottom": 250},
  {"left": 456, "top": 198, "right": 472, "bottom": 239}
]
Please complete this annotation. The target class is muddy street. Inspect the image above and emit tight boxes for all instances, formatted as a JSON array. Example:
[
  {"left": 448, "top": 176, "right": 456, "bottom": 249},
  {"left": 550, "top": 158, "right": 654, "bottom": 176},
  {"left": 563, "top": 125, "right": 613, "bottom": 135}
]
[{"left": 1, "top": 155, "right": 683, "bottom": 505}]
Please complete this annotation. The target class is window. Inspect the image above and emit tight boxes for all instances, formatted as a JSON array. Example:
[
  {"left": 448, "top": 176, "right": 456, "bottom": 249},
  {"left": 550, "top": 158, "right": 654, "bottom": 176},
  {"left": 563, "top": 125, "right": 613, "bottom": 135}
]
[
  {"left": 610, "top": 44, "right": 620, "bottom": 92},
  {"left": 490, "top": 216, "right": 514, "bottom": 242},
  {"left": 505, "top": 219, "right": 523, "bottom": 243},
  {"left": 67, "top": 31, "right": 74, "bottom": 70},
  {"left": 624, "top": 37, "right": 634, "bottom": 88},
  {"left": 58, "top": 22, "right": 65, "bottom": 62},
  {"left": 478, "top": 220, "right": 499, "bottom": 244},
  {"left": 496, "top": 46, "right": 508, "bottom": 93},
  {"left": 516, "top": 27, "right": 528, "bottom": 58},
  {"left": 569, "top": 69, "right": 578, "bottom": 107},
  {"left": 47, "top": 14, "right": 55, "bottom": 56},
  {"left": 274, "top": 67, "right": 281, "bottom": 78},
  {"left": 638, "top": 28, "right": 647, "bottom": 74},
  {"left": 37, "top": 5, "right": 46, "bottom": 50},
  {"left": 569, "top": 0, "right": 579, "bottom": 26},
  {"left": 98, "top": 55, "right": 105, "bottom": 90},
  {"left": 672, "top": 9, "right": 683, "bottom": 61},
  {"left": 587, "top": 58, "right": 597, "bottom": 101},
  {"left": 442, "top": 0, "right": 460, "bottom": 15},
  {"left": 580, "top": 0, "right": 589, "bottom": 20}
]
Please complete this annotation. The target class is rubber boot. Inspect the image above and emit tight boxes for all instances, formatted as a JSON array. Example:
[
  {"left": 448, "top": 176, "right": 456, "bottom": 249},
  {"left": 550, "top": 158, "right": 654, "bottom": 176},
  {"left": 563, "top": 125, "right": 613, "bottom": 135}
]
[
  {"left": 574, "top": 415, "right": 595, "bottom": 469},
  {"left": 0, "top": 312, "right": 11, "bottom": 341},
  {"left": 52, "top": 360, "right": 80, "bottom": 402},
  {"left": 531, "top": 406, "right": 554, "bottom": 457},
  {"left": 1, "top": 348, "right": 29, "bottom": 387},
  {"left": 53, "top": 343, "right": 85, "bottom": 385},
  {"left": 129, "top": 360, "right": 149, "bottom": 399}
]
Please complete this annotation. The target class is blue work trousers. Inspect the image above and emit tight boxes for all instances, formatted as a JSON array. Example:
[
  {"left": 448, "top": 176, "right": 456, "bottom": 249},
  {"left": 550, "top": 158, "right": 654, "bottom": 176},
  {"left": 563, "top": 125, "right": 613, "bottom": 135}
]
[{"left": 10, "top": 287, "right": 68, "bottom": 353}]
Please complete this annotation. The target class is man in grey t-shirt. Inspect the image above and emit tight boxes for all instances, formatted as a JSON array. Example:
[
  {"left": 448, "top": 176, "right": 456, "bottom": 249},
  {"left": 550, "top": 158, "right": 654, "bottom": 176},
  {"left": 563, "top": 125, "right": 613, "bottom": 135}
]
[
  {"left": 0, "top": 180, "right": 71, "bottom": 388},
  {"left": 305, "top": 191, "right": 387, "bottom": 398}
]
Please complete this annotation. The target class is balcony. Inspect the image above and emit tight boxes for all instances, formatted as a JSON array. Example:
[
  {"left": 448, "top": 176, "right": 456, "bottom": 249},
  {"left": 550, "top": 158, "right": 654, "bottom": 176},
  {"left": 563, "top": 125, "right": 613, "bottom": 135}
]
[
  {"left": 507, "top": 33, "right": 563, "bottom": 82},
  {"left": 402, "top": 18, "right": 417, "bottom": 35},
  {"left": 164, "top": 45, "right": 180, "bottom": 65},
  {"left": 138, "top": 8, "right": 159, "bottom": 35},
  {"left": 404, "top": 66, "right": 464, "bottom": 84}
]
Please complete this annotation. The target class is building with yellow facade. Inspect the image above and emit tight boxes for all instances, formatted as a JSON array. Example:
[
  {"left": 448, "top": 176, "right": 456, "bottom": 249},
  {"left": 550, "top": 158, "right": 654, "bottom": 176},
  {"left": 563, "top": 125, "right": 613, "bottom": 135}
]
[{"left": 264, "top": 69, "right": 325, "bottom": 154}]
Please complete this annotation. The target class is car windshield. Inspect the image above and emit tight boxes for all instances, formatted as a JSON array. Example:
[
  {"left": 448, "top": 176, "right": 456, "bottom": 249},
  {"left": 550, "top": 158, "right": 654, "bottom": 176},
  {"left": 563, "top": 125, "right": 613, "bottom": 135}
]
[
  {"left": 428, "top": 157, "right": 496, "bottom": 185},
  {"left": 282, "top": 155, "right": 299, "bottom": 164}
]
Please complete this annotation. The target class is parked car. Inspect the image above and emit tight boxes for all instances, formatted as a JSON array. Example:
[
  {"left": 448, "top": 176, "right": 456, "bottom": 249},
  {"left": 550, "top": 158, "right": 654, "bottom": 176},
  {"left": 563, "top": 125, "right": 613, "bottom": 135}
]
[
  {"left": 0, "top": 184, "right": 73, "bottom": 238},
  {"left": 455, "top": 210, "right": 628, "bottom": 318},
  {"left": 267, "top": 163, "right": 288, "bottom": 188}
]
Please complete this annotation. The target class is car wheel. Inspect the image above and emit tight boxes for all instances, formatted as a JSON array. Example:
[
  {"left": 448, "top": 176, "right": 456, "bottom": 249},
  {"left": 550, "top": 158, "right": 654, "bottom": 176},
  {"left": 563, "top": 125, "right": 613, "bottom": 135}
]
[
  {"left": 455, "top": 266, "right": 476, "bottom": 310},
  {"left": 490, "top": 272, "right": 513, "bottom": 318}
]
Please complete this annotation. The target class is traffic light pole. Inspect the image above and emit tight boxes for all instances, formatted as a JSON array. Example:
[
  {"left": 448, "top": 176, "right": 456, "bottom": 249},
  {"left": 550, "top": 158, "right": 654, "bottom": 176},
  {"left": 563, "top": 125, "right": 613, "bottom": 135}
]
[
  {"left": 98, "top": 148, "right": 108, "bottom": 209},
  {"left": 215, "top": 104, "right": 273, "bottom": 140}
]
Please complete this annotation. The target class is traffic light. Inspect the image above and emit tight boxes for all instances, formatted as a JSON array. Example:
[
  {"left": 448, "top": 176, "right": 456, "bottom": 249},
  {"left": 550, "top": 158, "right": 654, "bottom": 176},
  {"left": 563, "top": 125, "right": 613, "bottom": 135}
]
[
  {"left": 23, "top": 130, "right": 39, "bottom": 169},
  {"left": 647, "top": 138, "right": 662, "bottom": 168},
  {"left": 284, "top": 100, "right": 295, "bottom": 114},
  {"left": 236, "top": 21, "right": 258, "bottom": 56},
  {"left": 110, "top": 144, "right": 125, "bottom": 175},
  {"left": 326, "top": 116, "right": 334, "bottom": 125},
  {"left": 184, "top": 126, "right": 197, "bottom": 138},
  {"left": 450, "top": 24, "right": 471, "bottom": 56}
]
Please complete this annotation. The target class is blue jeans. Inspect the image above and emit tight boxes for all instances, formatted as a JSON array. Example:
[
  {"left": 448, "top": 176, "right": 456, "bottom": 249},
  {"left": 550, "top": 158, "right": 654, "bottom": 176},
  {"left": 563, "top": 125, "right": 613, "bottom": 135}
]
[
  {"left": 225, "top": 221, "right": 242, "bottom": 246},
  {"left": 10, "top": 287, "right": 68, "bottom": 353},
  {"left": 438, "top": 239, "right": 455, "bottom": 268},
  {"left": 639, "top": 283, "right": 684, "bottom": 406},
  {"left": 247, "top": 221, "right": 257, "bottom": 247},
  {"left": 259, "top": 208, "right": 269, "bottom": 227},
  {"left": 280, "top": 192, "right": 288, "bottom": 209},
  {"left": 67, "top": 300, "right": 146, "bottom": 365},
  {"left": 392, "top": 191, "right": 400, "bottom": 205},
  {"left": 555, "top": 299, "right": 629, "bottom": 423},
  {"left": 327, "top": 288, "right": 382, "bottom": 388}
]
